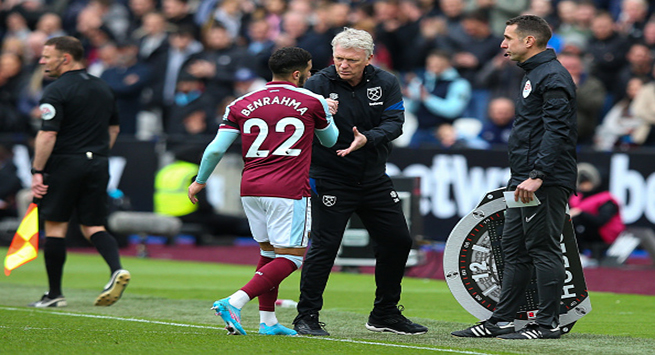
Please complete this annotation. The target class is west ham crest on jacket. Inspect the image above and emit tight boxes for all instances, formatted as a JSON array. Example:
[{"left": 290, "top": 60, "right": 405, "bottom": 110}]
[{"left": 367, "top": 86, "right": 382, "bottom": 101}]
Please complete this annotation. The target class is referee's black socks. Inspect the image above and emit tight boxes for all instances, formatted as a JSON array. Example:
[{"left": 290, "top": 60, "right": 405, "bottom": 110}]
[
  {"left": 44, "top": 236, "right": 66, "bottom": 297},
  {"left": 90, "top": 231, "right": 122, "bottom": 273}
]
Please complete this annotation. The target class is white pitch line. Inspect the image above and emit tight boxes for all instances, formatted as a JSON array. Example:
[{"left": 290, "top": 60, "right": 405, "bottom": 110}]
[{"left": 0, "top": 306, "right": 493, "bottom": 355}]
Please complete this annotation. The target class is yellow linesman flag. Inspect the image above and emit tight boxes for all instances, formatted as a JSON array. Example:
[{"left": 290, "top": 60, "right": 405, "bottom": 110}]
[{"left": 4, "top": 202, "right": 39, "bottom": 276}]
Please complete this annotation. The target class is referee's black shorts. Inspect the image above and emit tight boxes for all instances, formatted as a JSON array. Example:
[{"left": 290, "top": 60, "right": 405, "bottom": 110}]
[{"left": 40, "top": 154, "right": 109, "bottom": 226}]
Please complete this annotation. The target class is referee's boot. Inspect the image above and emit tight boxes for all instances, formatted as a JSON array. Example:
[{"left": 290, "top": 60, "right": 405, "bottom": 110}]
[
  {"left": 451, "top": 319, "right": 515, "bottom": 338},
  {"left": 293, "top": 313, "right": 329, "bottom": 336},
  {"left": 496, "top": 322, "right": 561, "bottom": 339},
  {"left": 94, "top": 269, "right": 131, "bottom": 306},
  {"left": 366, "top": 305, "right": 428, "bottom": 335}
]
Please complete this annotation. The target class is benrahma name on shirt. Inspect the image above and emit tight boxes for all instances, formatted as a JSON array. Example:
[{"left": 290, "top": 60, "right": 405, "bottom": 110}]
[{"left": 240, "top": 95, "right": 309, "bottom": 116}]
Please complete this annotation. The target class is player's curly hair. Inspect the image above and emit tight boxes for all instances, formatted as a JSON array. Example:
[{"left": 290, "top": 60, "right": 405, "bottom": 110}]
[
  {"left": 332, "top": 27, "right": 375, "bottom": 57},
  {"left": 268, "top": 47, "right": 312, "bottom": 76}
]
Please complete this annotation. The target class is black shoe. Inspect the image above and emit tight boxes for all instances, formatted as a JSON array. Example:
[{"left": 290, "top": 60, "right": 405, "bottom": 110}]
[
  {"left": 293, "top": 313, "right": 330, "bottom": 336},
  {"left": 28, "top": 293, "right": 67, "bottom": 308},
  {"left": 366, "top": 306, "right": 428, "bottom": 335},
  {"left": 451, "top": 320, "right": 515, "bottom": 338},
  {"left": 497, "top": 322, "right": 561, "bottom": 339}
]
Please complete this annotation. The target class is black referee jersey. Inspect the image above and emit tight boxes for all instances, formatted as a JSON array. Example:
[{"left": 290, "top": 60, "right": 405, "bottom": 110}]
[{"left": 39, "top": 69, "right": 119, "bottom": 156}]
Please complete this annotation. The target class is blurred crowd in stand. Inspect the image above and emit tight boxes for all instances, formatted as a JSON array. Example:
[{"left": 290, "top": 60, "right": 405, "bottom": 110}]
[
  {"left": 1, "top": 0, "right": 654, "bottom": 151},
  {"left": 0, "top": 0, "right": 652, "bottom": 247}
]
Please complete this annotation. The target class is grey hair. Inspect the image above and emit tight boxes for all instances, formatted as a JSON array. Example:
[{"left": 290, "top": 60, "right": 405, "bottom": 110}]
[{"left": 331, "top": 27, "right": 374, "bottom": 57}]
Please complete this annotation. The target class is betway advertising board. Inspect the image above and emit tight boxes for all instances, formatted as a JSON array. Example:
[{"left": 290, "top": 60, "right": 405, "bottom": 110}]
[{"left": 387, "top": 148, "right": 655, "bottom": 241}]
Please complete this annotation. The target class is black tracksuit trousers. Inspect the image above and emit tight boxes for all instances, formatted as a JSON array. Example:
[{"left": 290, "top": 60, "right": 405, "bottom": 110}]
[
  {"left": 491, "top": 185, "right": 570, "bottom": 328},
  {"left": 297, "top": 175, "right": 413, "bottom": 316}
]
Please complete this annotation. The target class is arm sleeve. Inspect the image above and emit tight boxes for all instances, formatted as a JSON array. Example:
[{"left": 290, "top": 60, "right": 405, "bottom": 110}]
[
  {"left": 39, "top": 86, "right": 65, "bottom": 132},
  {"left": 311, "top": 95, "right": 339, "bottom": 147},
  {"left": 535, "top": 87, "right": 574, "bottom": 173},
  {"left": 195, "top": 129, "right": 239, "bottom": 184},
  {"left": 422, "top": 78, "right": 471, "bottom": 119},
  {"left": 361, "top": 76, "right": 405, "bottom": 147}
]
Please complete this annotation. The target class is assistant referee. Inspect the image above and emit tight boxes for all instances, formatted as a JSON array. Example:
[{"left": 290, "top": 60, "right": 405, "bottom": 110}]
[{"left": 29, "top": 36, "right": 130, "bottom": 308}]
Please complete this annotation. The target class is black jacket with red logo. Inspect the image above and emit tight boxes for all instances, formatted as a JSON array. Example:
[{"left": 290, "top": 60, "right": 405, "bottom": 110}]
[{"left": 508, "top": 49, "right": 578, "bottom": 190}]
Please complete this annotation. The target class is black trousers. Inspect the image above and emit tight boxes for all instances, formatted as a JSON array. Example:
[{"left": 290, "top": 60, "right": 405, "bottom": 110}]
[
  {"left": 492, "top": 185, "right": 570, "bottom": 328},
  {"left": 297, "top": 175, "right": 413, "bottom": 316}
]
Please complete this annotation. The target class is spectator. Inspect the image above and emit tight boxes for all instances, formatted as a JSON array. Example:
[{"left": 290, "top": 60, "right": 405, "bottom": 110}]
[
  {"left": 275, "top": 11, "right": 332, "bottom": 71},
  {"left": 86, "top": 0, "right": 130, "bottom": 42},
  {"left": 134, "top": 11, "right": 170, "bottom": 65},
  {"left": 166, "top": 69, "right": 218, "bottom": 141},
  {"left": 163, "top": 0, "right": 201, "bottom": 40},
  {"left": 466, "top": 0, "right": 529, "bottom": 36},
  {"left": 232, "top": 67, "right": 266, "bottom": 97},
  {"left": 449, "top": 10, "right": 503, "bottom": 122},
  {"left": 0, "top": 52, "right": 30, "bottom": 135},
  {"left": 586, "top": 11, "right": 629, "bottom": 104},
  {"left": 479, "top": 96, "right": 515, "bottom": 147},
  {"left": 245, "top": 18, "right": 275, "bottom": 81},
  {"left": 100, "top": 39, "right": 152, "bottom": 135},
  {"left": 595, "top": 76, "right": 646, "bottom": 151},
  {"left": 643, "top": 19, "right": 655, "bottom": 56},
  {"left": 5, "top": 9, "right": 32, "bottom": 42},
  {"left": 0, "top": 143, "right": 23, "bottom": 220},
  {"left": 184, "top": 22, "right": 252, "bottom": 107},
  {"left": 556, "top": 0, "right": 596, "bottom": 53},
  {"left": 35, "top": 12, "right": 67, "bottom": 39},
  {"left": 616, "top": 42, "right": 653, "bottom": 103},
  {"left": 18, "top": 31, "right": 54, "bottom": 132},
  {"left": 569, "top": 162, "right": 625, "bottom": 264},
  {"left": 616, "top": 0, "right": 649, "bottom": 43},
  {"left": 126, "top": 0, "right": 157, "bottom": 36},
  {"left": 477, "top": 50, "right": 524, "bottom": 98},
  {"left": 558, "top": 51, "right": 606, "bottom": 146},
  {"left": 525, "top": 0, "right": 559, "bottom": 29},
  {"left": 146, "top": 24, "right": 202, "bottom": 127},
  {"left": 373, "top": 0, "right": 421, "bottom": 73},
  {"left": 87, "top": 41, "right": 118, "bottom": 77},
  {"left": 404, "top": 49, "right": 471, "bottom": 148},
  {"left": 630, "top": 65, "right": 655, "bottom": 146}
]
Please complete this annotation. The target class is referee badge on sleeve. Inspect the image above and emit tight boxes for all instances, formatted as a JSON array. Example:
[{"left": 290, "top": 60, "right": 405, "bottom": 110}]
[{"left": 39, "top": 104, "right": 56, "bottom": 120}]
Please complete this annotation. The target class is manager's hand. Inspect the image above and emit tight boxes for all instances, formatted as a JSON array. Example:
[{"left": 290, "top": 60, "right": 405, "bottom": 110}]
[{"left": 337, "top": 126, "right": 367, "bottom": 157}]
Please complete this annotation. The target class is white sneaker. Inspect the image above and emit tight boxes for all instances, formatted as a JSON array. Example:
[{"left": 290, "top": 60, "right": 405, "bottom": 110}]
[{"left": 94, "top": 269, "right": 130, "bottom": 306}]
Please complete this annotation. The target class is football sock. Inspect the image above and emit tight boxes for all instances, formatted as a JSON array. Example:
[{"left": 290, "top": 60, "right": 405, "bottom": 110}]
[
  {"left": 256, "top": 255, "right": 277, "bottom": 312},
  {"left": 241, "top": 257, "right": 297, "bottom": 302},
  {"left": 228, "top": 290, "right": 250, "bottom": 309},
  {"left": 260, "top": 311, "right": 278, "bottom": 327},
  {"left": 89, "top": 231, "right": 122, "bottom": 273},
  {"left": 44, "top": 237, "right": 66, "bottom": 297}
]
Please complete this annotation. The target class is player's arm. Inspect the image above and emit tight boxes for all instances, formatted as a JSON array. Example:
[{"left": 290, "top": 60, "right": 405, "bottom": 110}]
[
  {"left": 188, "top": 128, "right": 239, "bottom": 204},
  {"left": 314, "top": 96, "right": 338, "bottom": 148}
]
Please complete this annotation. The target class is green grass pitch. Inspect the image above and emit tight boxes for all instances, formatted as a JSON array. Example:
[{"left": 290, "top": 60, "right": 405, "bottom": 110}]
[{"left": 1, "top": 247, "right": 654, "bottom": 354}]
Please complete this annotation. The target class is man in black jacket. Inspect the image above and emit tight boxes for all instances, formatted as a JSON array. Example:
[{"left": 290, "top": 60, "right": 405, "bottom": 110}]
[
  {"left": 452, "top": 15, "right": 577, "bottom": 340},
  {"left": 292, "top": 27, "right": 428, "bottom": 336}
]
